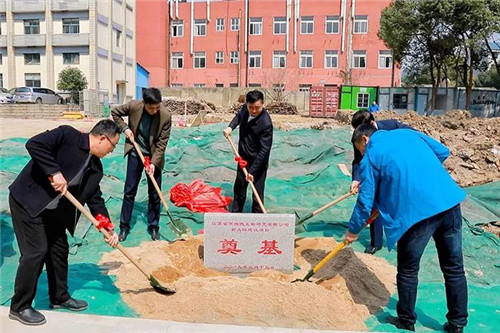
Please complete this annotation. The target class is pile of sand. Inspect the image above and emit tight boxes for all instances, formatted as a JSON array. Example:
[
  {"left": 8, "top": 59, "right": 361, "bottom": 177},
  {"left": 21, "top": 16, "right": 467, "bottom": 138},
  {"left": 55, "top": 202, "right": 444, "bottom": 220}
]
[
  {"left": 99, "top": 236, "right": 395, "bottom": 331},
  {"left": 162, "top": 97, "right": 216, "bottom": 115}
]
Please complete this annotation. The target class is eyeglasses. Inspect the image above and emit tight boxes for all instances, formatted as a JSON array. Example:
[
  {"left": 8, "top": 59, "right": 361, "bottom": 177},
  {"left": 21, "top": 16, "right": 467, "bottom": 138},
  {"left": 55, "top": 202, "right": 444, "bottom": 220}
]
[{"left": 104, "top": 135, "right": 117, "bottom": 149}]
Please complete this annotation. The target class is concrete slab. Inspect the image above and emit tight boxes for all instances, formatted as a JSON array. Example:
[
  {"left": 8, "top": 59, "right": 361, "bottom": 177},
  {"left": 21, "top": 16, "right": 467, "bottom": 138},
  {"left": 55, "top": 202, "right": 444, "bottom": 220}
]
[{"left": 1, "top": 306, "right": 371, "bottom": 333}]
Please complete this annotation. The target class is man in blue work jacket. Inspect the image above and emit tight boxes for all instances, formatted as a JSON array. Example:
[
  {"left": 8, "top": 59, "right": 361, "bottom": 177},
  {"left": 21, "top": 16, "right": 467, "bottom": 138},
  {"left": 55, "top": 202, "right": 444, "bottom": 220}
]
[
  {"left": 345, "top": 124, "right": 468, "bottom": 333},
  {"left": 350, "top": 110, "right": 413, "bottom": 255}
]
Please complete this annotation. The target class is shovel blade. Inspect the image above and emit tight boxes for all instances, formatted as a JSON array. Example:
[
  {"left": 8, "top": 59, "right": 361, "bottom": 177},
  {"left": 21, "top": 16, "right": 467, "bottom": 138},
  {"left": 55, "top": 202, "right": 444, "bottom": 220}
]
[
  {"left": 149, "top": 274, "right": 176, "bottom": 294},
  {"left": 168, "top": 218, "right": 193, "bottom": 238}
]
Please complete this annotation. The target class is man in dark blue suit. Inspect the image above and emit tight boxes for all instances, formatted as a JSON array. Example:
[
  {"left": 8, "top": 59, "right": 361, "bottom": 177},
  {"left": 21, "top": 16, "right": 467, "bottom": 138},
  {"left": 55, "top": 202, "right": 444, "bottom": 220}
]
[{"left": 350, "top": 110, "right": 413, "bottom": 254}]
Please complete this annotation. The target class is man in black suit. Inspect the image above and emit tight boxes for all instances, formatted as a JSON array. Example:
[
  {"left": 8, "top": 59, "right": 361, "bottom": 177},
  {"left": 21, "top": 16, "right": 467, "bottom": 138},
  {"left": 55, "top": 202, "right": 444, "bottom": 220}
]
[
  {"left": 8, "top": 120, "right": 120, "bottom": 326},
  {"left": 350, "top": 110, "right": 413, "bottom": 254},
  {"left": 223, "top": 90, "right": 273, "bottom": 213}
]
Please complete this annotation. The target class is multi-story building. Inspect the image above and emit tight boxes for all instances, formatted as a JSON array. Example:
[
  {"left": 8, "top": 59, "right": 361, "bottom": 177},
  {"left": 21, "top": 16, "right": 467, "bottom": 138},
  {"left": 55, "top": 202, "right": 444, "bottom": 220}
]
[
  {"left": 137, "top": 0, "right": 400, "bottom": 91},
  {"left": 0, "top": 0, "right": 136, "bottom": 104}
]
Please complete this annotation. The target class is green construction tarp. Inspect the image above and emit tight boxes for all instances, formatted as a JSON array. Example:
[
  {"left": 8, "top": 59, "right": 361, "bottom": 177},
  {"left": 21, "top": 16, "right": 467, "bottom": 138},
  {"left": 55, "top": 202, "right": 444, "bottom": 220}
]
[{"left": 1, "top": 123, "right": 499, "bottom": 331}]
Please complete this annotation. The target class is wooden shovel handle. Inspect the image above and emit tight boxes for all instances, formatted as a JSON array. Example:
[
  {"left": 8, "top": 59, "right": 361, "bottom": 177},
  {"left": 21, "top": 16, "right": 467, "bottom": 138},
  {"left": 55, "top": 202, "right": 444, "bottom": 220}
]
[
  {"left": 226, "top": 136, "right": 267, "bottom": 214},
  {"left": 64, "top": 191, "right": 151, "bottom": 279},
  {"left": 311, "top": 191, "right": 355, "bottom": 216}
]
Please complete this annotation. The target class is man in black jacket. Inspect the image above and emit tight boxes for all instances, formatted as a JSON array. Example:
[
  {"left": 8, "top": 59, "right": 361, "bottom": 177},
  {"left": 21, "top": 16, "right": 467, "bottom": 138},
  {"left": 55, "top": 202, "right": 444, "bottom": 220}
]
[
  {"left": 223, "top": 90, "right": 273, "bottom": 213},
  {"left": 350, "top": 110, "right": 413, "bottom": 255},
  {"left": 8, "top": 120, "right": 120, "bottom": 326}
]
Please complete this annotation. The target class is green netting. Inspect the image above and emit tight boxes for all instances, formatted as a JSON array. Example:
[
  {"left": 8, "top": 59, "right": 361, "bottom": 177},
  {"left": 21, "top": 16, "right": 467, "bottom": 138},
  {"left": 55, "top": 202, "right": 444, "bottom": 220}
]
[{"left": 1, "top": 123, "right": 499, "bottom": 331}]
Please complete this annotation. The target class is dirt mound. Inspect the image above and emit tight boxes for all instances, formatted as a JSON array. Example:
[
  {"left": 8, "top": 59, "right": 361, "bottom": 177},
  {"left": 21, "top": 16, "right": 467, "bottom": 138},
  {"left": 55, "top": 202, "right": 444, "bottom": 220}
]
[
  {"left": 162, "top": 97, "right": 215, "bottom": 115},
  {"left": 374, "top": 110, "right": 500, "bottom": 187},
  {"left": 266, "top": 102, "right": 298, "bottom": 115},
  {"left": 99, "top": 236, "right": 395, "bottom": 331}
]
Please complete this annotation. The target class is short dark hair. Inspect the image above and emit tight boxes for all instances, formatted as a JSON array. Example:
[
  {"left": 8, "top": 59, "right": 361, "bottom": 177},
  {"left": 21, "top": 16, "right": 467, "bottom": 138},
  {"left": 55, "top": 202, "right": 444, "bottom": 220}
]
[
  {"left": 90, "top": 119, "right": 121, "bottom": 137},
  {"left": 351, "top": 123, "right": 377, "bottom": 144},
  {"left": 246, "top": 90, "right": 264, "bottom": 104},
  {"left": 142, "top": 88, "right": 162, "bottom": 105},
  {"left": 351, "top": 109, "right": 374, "bottom": 129}
]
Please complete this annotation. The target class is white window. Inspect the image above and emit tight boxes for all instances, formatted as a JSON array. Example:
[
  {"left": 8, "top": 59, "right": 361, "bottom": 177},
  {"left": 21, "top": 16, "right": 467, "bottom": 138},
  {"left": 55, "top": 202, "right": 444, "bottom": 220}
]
[
  {"left": 25, "top": 73, "right": 41, "bottom": 87},
  {"left": 354, "top": 15, "right": 368, "bottom": 34},
  {"left": 193, "top": 52, "right": 206, "bottom": 68},
  {"left": 274, "top": 17, "right": 286, "bottom": 35},
  {"left": 230, "top": 51, "right": 239, "bottom": 64},
  {"left": 194, "top": 20, "right": 207, "bottom": 36},
  {"left": 62, "top": 18, "right": 79, "bottom": 34},
  {"left": 249, "top": 18, "right": 262, "bottom": 35},
  {"left": 171, "top": 52, "right": 183, "bottom": 69},
  {"left": 353, "top": 50, "right": 366, "bottom": 68},
  {"left": 324, "top": 50, "right": 338, "bottom": 68},
  {"left": 299, "top": 84, "right": 311, "bottom": 92},
  {"left": 357, "top": 93, "right": 370, "bottom": 108},
  {"left": 215, "top": 83, "right": 224, "bottom": 87},
  {"left": 24, "top": 19, "right": 39, "bottom": 34},
  {"left": 0, "top": 73, "right": 3, "bottom": 88},
  {"left": 299, "top": 50, "right": 313, "bottom": 68},
  {"left": 116, "top": 30, "right": 121, "bottom": 47},
  {"left": 248, "top": 51, "right": 261, "bottom": 68},
  {"left": 300, "top": 16, "right": 314, "bottom": 34},
  {"left": 325, "top": 16, "right": 339, "bottom": 34},
  {"left": 231, "top": 17, "right": 240, "bottom": 31},
  {"left": 63, "top": 52, "right": 80, "bottom": 64},
  {"left": 273, "top": 51, "right": 286, "bottom": 68},
  {"left": 216, "top": 18, "right": 225, "bottom": 32},
  {"left": 215, "top": 51, "right": 224, "bottom": 64},
  {"left": 172, "top": 20, "right": 183, "bottom": 37},
  {"left": 194, "top": 83, "right": 205, "bottom": 88},
  {"left": 171, "top": 83, "right": 183, "bottom": 88},
  {"left": 379, "top": 50, "right": 393, "bottom": 68},
  {"left": 24, "top": 53, "right": 40, "bottom": 65}
]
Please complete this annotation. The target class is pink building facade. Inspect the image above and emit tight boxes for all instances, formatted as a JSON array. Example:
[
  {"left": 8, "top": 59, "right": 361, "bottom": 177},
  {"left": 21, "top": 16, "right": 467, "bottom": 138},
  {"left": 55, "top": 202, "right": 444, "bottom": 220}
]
[{"left": 137, "top": 0, "right": 400, "bottom": 91}]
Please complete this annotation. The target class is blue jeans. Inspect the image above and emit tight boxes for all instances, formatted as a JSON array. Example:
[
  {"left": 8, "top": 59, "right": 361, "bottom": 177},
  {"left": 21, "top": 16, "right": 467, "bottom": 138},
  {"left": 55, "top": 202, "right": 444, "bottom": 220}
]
[
  {"left": 396, "top": 204, "right": 468, "bottom": 327},
  {"left": 120, "top": 152, "right": 161, "bottom": 232}
]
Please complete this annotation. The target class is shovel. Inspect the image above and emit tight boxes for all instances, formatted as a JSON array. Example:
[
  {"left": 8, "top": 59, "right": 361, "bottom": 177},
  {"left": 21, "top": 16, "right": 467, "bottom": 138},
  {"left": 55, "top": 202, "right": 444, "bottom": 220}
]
[
  {"left": 64, "top": 191, "right": 176, "bottom": 293},
  {"left": 295, "top": 191, "right": 355, "bottom": 233},
  {"left": 225, "top": 136, "right": 267, "bottom": 213},
  {"left": 292, "top": 210, "right": 380, "bottom": 283},
  {"left": 130, "top": 139, "right": 192, "bottom": 238}
]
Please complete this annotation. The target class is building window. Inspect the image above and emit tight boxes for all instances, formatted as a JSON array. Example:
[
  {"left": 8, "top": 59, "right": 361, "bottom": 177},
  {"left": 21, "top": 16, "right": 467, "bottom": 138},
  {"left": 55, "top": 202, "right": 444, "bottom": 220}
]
[
  {"left": 194, "top": 20, "right": 207, "bottom": 36},
  {"left": 230, "top": 51, "right": 239, "bottom": 64},
  {"left": 171, "top": 52, "right": 183, "bottom": 69},
  {"left": 299, "top": 84, "right": 311, "bottom": 92},
  {"left": 300, "top": 16, "right": 314, "bottom": 34},
  {"left": 216, "top": 18, "right": 224, "bottom": 32},
  {"left": 393, "top": 94, "right": 408, "bottom": 109},
  {"left": 171, "top": 83, "right": 183, "bottom": 88},
  {"left": 24, "top": 19, "right": 40, "bottom": 35},
  {"left": 0, "top": 54, "right": 2, "bottom": 65},
  {"left": 63, "top": 52, "right": 80, "bottom": 64},
  {"left": 379, "top": 50, "right": 393, "bottom": 68},
  {"left": 24, "top": 53, "right": 40, "bottom": 65},
  {"left": 353, "top": 51, "right": 366, "bottom": 68},
  {"left": 273, "top": 51, "right": 286, "bottom": 68},
  {"left": 194, "top": 83, "right": 205, "bottom": 88},
  {"left": 25, "top": 73, "right": 41, "bottom": 87},
  {"left": 357, "top": 93, "right": 369, "bottom": 108},
  {"left": 172, "top": 20, "right": 183, "bottom": 37},
  {"left": 324, "top": 50, "right": 338, "bottom": 68},
  {"left": 215, "top": 51, "right": 224, "bottom": 64},
  {"left": 194, "top": 52, "right": 206, "bottom": 68},
  {"left": 0, "top": 73, "right": 3, "bottom": 88},
  {"left": 249, "top": 18, "right": 262, "bottom": 35},
  {"left": 116, "top": 30, "right": 121, "bottom": 47},
  {"left": 62, "top": 18, "right": 79, "bottom": 34},
  {"left": 248, "top": 51, "right": 261, "bottom": 68},
  {"left": 231, "top": 17, "right": 240, "bottom": 31},
  {"left": 249, "top": 83, "right": 261, "bottom": 87},
  {"left": 354, "top": 15, "right": 368, "bottom": 34},
  {"left": 274, "top": 17, "right": 286, "bottom": 35},
  {"left": 215, "top": 83, "right": 224, "bottom": 87},
  {"left": 230, "top": 83, "right": 238, "bottom": 87},
  {"left": 325, "top": 16, "right": 339, "bottom": 34},
  {"left": 299, "top": 50, "right": 313, "bottom": 68}
]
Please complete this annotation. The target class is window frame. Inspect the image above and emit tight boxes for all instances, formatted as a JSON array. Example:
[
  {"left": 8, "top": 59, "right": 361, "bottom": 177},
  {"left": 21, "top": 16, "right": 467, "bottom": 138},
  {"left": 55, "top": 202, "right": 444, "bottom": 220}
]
[
  {"left": 300, "top": 16, "right": 314, "bottom": 34},
  {"left": 272, "top": 51, "right": 286, "bottom": 68},
  {"left": 299, "top": 50, "right": 313, "bottom": 68},
  {"left": 171, "top": 52, "right": 184, "bottom": 69},
  {"left": 249, "top": 17, "right": 263, "bottom": 35},
  {"left": 273, "top": 17, "right": 287, "bottom": 35},
  {"left": 171, "top": 20, "right": 184, "bottom": 37},
  {"left": 248, "top": 51, "right": 262, "bottom": 68},
  {"left": 324, "top": 50, "right": 338, "bottom": 68},
  {"left": 193, "top": 52, "right": 206, "bottom": 69},
  {"left": 194, "top": 19, "right": 207, "bottom": 37}
]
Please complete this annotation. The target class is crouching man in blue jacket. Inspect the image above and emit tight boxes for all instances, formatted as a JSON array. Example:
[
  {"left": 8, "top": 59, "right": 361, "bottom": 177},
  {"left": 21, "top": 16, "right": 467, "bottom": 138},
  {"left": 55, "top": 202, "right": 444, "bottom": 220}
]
[{"left": 345, "top": 124, "right": 468, "bottom": 333}]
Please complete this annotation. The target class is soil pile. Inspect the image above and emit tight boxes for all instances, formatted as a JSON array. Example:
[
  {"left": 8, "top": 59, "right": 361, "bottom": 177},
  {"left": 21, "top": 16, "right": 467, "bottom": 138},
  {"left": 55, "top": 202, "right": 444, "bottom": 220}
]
[
  {"left": 100, "top": 236, "right": 395, "bottom": 331},
  {"left": 162, "top": 97, "right": 216, "bottom": 115}
]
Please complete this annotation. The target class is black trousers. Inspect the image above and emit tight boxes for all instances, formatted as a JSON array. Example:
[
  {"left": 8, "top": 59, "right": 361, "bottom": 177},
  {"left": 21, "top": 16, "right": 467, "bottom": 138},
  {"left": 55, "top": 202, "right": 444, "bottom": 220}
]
[
  {"left": 230, "top": 165, "right": 267, "bottom": 213},
  {"left": 9, "top": 194, "right": 71, "bottom": 312}
]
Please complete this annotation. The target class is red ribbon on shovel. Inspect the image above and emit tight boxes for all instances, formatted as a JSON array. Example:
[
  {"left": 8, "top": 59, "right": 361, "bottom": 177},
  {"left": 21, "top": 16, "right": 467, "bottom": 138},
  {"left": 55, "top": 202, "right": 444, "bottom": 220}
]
[
  {"left": 234, "top": 156, "right": 248, "bottom": 168},
  {"left": 95, "top": 214, "right": 114, "bottom": 231}
]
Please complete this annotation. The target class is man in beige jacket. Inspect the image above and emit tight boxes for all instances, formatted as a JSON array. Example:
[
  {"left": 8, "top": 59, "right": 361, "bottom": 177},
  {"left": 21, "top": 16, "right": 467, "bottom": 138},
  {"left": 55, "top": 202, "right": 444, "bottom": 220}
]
[{"left": 112, "top": 88, "right": 171, "bottom": 241}]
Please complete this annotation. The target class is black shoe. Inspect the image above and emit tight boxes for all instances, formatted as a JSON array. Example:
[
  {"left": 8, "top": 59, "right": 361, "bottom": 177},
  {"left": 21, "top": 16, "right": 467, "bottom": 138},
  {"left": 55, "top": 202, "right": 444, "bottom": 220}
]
[
  {"left": 118, "top": 229, "right": 129, "bottom": 242},
  {"left": 150, "top": 228, "right": 160, "bottom": 241},
  {"left": 444, "top": 322, "right": 464, "bottom": 333},
  {"left": 387, "top": 317, "right": 415, "bottom": 331},
  {"left": 9, "top": 307, "right": 46, "bottom": 326},
  {"left": 364, "top": 245, "right": 382, "bottom": 255},
  {"left": 50, "top": 297, "right": 88, "bottom": 311}
]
